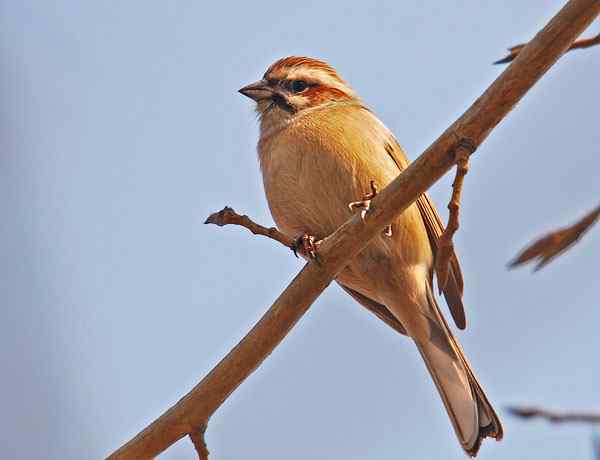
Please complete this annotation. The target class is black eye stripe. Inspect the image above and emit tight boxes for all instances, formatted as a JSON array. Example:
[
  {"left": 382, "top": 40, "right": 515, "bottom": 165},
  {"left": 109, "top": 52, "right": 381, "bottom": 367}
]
[
  {"left": 271, "top": 93, "right": 296, "bottom": 113},
  {"left": 266, "top": 78, "right": 317, "bottom": 93},
  {"left": 279, "top": 79, "right": 315, "bottom": 93},
  {"left": 291, "top": 80, "right": 308, "bottom": 93}
]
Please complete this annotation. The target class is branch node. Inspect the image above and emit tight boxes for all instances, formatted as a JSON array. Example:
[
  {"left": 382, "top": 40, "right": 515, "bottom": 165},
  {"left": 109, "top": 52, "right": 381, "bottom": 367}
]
[{"left": 189, "top": 424, "right": 209, "bottom": 460}]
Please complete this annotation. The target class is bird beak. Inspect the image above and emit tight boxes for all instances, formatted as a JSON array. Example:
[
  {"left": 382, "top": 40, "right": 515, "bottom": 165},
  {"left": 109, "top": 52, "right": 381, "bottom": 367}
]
[{"left": 238, "top": 80, "right": 272, "bottom": 101}]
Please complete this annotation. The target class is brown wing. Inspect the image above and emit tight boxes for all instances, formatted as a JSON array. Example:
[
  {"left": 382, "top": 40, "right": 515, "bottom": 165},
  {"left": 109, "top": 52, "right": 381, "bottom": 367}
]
[
  {"left": 416, "top": 194, "right": 466, "bottom": 329},
  {"left": 338, "top": 283, "right": 407, "bottom": 336},
  {"left": 383, "top": 138, "right": 467, "bottom": 329}
]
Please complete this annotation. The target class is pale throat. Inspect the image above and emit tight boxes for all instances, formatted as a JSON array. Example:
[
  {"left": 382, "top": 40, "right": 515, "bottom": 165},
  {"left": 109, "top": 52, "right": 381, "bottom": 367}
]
[
  {"left": 258, "top": 97, "right": 359, "bottom": 143},
  {"left": 258, "top": 106, "right": 296, "bottom": 143}
]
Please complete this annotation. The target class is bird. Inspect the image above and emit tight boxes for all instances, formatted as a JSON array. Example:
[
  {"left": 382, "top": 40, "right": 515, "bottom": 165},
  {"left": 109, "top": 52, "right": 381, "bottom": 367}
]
[{"left": 239, "top": 56, "right": 502, "bottom": 456}]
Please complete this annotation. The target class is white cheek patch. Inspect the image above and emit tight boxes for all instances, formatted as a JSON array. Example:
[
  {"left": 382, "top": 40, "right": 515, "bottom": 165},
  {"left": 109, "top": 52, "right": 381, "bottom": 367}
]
[{"left": 287, "top": 94, "right": 310, "bottom": 108}]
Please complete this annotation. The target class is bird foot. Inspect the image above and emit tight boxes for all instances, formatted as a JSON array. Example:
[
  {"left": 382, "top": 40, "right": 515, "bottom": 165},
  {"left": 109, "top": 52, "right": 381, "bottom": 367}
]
[
  {"left": 291, "top": 233, "right": 320, "bottom": 263},
  {"left": 348, "top": 180, "right": 392, "bottom": 237},
  {"left": 348, "top": 180, "right": 378, "bottom": 219}
]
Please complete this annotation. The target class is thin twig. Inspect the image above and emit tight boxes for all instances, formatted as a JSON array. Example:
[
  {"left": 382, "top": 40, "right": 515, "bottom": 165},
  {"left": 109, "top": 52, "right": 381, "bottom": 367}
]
[
  {"left": 508, "top": 203, "right": 600, "bottom": 271},
  {"left": 435, "top": 140, "right": 472, "bottom": 293},
  {"left": 189, "top": 424, "right": 209, "bottom": 460},
  {"left": 508, "top": 406, "right": 600, "bottom": 425},
  {"left": 494, "top": 31, "right": 600, "bottom": 64},
  {"left": 107, "top": 2, "right": 600, "bottom": 458},
  {"left": 205, "top": 206, "right": 295, "bottom": 249}
]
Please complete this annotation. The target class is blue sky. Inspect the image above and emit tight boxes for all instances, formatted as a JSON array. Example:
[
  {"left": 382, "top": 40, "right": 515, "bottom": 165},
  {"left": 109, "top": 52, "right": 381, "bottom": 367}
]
[{"left": 1, "top": 2, "right": 599, "bottom": 459}]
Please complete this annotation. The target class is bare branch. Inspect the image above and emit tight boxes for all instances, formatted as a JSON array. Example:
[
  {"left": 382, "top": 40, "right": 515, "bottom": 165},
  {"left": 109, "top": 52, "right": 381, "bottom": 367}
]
[
  {"left": 508, "top": 406, "right": 600, "bottom": 425},
  {"left": 189, "top": 424, "right": 209, "bottom": 460},
  {"left": 509, "top": 204, "right": 600, "bottom": 271},
  {"left": 205, "top": 206, "right": 295, "bottom": 249},
  {"left": 107, "top": 2, "right": 600, "bottom": 458},
  {"left": 435, "top": 140, "right": 472, "bottom": 293},
  {"left": 494, "top": 31, "right": 600, "bottom": 64}
]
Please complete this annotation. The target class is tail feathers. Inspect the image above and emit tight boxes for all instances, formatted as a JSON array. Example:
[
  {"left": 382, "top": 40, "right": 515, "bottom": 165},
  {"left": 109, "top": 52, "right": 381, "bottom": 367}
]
[{"left": 415, "top": 291, "right": 503, "bottom": 457}]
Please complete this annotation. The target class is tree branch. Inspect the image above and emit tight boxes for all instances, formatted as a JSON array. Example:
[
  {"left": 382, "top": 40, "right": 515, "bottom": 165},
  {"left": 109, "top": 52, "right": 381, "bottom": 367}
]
[
  {"left": 509, "top": 203, "right": 600, "bottom": 271},
  {"left": 107, "top": 1, "right": 600, "bottom": 458},
  {"left": 435, "top": 140, "right": 472, "bottom": 293},
  {"left": 204, "top": 206, "right": 295, "bottom": 250},
  {"left": 508, "top": 406, "right": 600, "bottom": 425},
  {"left": 494, "top": 31, "right": 600, "bottom": 64},
  {"left": 189, "top": 424, "right": 209, "bottom": 460}
]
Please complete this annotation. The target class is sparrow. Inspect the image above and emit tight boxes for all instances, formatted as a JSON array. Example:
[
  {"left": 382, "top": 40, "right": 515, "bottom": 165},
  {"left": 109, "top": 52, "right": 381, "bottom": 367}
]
[{"left": 239, "top": 56, "right": 502, "bottom": 456}]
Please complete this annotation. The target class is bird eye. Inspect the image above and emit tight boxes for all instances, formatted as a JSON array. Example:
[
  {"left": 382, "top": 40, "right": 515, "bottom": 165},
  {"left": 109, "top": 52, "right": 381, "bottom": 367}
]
[{"left": 290, "top": 80, "right": 309, "bottom": 93}]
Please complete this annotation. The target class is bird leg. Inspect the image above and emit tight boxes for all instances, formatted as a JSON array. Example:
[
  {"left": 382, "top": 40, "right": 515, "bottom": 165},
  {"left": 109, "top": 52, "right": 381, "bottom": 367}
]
[
  {"left": 348, "top": 180, "right": 392, "bottom": 237},
  {"left": 291, "top": 233, "right": 320, "bottom": 263}
]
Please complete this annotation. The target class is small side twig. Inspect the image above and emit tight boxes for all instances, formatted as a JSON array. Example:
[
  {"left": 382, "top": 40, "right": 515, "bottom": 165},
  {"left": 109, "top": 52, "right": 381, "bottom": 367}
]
[
  {"left": 508, "top": 406, "right": 600, "bottom": 425},
  {"left": 189, "top": 424, "right": 209, "bottom": 460},
  {"left": 205, "top": 206, "right": 295, "bottom": 249},
  {"left": 435, "top": 140, "right": 474, "bottom": 293},
  {"left": 494, "top": 31, "right": 600, "bottom": 64},
  {"left": 508, "top": 203, "right": 600, "bottom": 271}
]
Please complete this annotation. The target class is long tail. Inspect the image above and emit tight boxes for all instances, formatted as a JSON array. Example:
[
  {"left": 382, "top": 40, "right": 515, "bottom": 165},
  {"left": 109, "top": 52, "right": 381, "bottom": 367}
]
[{"left": 414, "top": 289, "right": 503, "bottom": 457}]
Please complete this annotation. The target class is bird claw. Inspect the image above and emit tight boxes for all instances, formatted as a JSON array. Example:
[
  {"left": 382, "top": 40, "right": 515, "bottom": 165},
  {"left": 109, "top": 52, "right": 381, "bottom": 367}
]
[
  {"left": 348, "top": 180, "right": 393, "bottom": 237},
  {"left": 291, "top": 233, "right": 320, "bottom": 263},
  {"left": 347, "top": 201, "right": 371, "bottom": 220},
  {"left": 348, "top": 180, "right": 378, "bottom": 220}
]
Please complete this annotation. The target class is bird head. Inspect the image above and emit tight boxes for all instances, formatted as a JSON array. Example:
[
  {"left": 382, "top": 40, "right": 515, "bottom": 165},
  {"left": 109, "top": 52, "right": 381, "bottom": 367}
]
[{"left": 239, "top": 57, "right": 357, "bottom": 123}]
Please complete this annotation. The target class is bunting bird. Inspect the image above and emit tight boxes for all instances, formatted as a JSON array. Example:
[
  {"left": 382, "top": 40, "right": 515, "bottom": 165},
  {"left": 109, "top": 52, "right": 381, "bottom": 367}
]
[{"left": 239, "top": 56, "right": 502, "bottom": 456}]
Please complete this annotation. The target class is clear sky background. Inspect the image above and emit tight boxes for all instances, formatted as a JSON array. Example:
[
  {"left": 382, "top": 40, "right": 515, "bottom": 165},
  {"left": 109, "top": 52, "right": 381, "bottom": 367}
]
[{"left": 2, "top": 2, "right": 599, "bottom": 459}]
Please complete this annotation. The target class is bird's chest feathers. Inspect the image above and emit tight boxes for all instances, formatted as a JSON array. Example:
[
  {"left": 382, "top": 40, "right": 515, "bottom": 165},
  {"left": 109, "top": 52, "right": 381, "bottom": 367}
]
[{"left": 258, "top": 122, "right": 358, "bottom": 237}]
